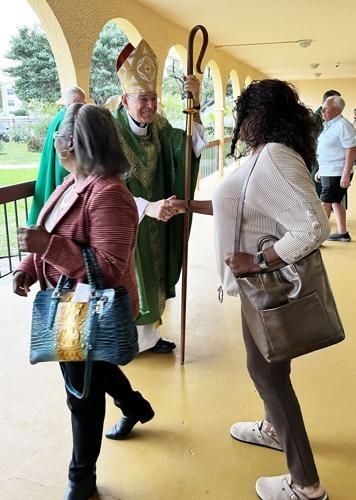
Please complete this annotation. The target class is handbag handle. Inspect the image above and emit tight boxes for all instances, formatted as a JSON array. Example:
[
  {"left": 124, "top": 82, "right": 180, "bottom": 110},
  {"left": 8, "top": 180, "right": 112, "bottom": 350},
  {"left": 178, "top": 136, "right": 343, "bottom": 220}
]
[{"left": 82, "top": 247, "right": 106, "bottom": 290}]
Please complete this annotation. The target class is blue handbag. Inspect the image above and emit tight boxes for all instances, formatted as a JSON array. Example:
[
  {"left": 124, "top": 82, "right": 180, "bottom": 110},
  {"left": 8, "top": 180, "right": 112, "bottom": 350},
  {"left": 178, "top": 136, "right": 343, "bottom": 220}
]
[{"left": 30, "top": 247, "right": 138, "bottom": 398}]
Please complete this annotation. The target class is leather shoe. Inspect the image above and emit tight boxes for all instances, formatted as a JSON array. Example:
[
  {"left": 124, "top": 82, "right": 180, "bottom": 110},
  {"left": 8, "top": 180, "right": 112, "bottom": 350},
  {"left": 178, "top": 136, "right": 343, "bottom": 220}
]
[
  {"left": 105, "top": 406, "right": 155, "bottom": 440},
  {"left": 63, "top": 477, "right": 98, "bottom": 500},
  {"left": 150, "top": 338, "right": 176, "bottom": 353}
]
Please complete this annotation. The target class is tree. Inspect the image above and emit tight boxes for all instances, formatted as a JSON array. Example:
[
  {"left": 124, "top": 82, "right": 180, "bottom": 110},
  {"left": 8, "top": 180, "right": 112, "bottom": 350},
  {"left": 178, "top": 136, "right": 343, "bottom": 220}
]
[
  {"left": 201, "top": 67, "right": 215, "bottom": 112},
  {"left": 89, "top": 22, "right": 128, "bottom": 105},
  {"left": 4, "top": 22, "right": 129, "bottom": 106},
  {"left": 4, "top": 26, "right": 61, "bottom": 103},
  {"left": 161, "top": 50, "right": 186, "bottom": 128}
]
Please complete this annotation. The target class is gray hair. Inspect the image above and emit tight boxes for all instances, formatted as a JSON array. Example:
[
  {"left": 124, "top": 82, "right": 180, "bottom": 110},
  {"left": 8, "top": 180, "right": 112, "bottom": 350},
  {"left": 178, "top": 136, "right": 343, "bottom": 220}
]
[
  {"left": 62, "top": 86, "right": 86, "bottom": 106},
  {"left": 59, "top": 103, "right": 130, "bottom": 177},
  {"left": 326, "top": 95, "right": 345, "bottom": 112}
]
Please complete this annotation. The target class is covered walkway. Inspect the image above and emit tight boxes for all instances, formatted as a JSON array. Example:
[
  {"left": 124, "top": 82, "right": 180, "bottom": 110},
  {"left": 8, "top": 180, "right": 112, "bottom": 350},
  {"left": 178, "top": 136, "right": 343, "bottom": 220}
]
[{"left": 1, "top": 174, "right": 355, "bottom": 499}]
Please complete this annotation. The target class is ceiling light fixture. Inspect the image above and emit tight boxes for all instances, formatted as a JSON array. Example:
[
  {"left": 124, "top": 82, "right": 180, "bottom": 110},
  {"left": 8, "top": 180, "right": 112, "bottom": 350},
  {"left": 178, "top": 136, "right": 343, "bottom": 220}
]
[
  {"left": 298, "top": 39, "right": 312, "bottom": 48},
  {"left": 314, "top": 72, "right": 322, "bottom": 78},
  {"left": 215, "top": 39, "right": 313, "bottom": 49},
  {"left": 310, "top": 63, "right": 319, "bottom": 69}
]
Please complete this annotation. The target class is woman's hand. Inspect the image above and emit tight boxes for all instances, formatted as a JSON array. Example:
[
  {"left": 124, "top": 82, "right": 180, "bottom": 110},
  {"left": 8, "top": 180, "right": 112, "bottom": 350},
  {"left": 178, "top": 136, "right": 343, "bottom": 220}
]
[
  {"left": 168, "top": 198, "right": 187, "bottom": 214},
  {"left": 17, "top": 225, "right": 51, "bottom": 254},
  {"left": 225, "top": 251, "right": 259, "bottom": 277},
  {"left": 13, "top": 271, "right": 32, "bottom": 297}
]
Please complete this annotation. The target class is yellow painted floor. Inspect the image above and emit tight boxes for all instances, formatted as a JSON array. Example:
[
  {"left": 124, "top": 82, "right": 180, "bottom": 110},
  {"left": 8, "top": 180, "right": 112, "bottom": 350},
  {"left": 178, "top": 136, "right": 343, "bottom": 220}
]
[{"left": 1, "top": 173, "right": 356, "bottom": 499}]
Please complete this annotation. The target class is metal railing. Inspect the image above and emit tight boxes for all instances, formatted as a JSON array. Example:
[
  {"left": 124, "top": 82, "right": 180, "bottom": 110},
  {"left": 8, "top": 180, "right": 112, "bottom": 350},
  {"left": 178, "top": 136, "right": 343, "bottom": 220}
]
[
  {"left": 0, "top": 181, "right": 34, "bottom": 278},
  {"left": 223, "top": 136, "right": 234, "bottom": 166},
  {"left": 200, "top": 139, "right": 219, "bottom": 179},
  {"left": 199, "top": 136, "right": 234, "bottom": 180}
]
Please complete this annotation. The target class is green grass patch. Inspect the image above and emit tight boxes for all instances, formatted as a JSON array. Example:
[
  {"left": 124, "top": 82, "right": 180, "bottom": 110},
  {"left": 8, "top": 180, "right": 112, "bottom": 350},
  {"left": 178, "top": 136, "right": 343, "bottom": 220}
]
[
  {"left": 0, "top": 142, "right": 41, "bottom": 165},
  {"left": 0, "top": 168, "right": 38, "bottom": 187}
]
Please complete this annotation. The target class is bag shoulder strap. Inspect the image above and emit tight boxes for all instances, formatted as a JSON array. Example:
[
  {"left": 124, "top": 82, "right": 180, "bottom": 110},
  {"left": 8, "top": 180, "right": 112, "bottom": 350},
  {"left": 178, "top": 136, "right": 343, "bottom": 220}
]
[{"left": 234, "top": 153, "right": 260, "bottom": 253}]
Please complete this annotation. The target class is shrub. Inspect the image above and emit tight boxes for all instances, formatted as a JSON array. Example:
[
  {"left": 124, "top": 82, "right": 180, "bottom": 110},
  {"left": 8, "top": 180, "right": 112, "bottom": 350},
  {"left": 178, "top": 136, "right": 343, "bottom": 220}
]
[
  {"left": 13, "top": 109, "right": 29, "bottom": 116},
  {"left": 27, "top": 135, "right": 44, "bottom": 152},
  {"left": 9, "top": 126, "right": 32, "bottom": 143}
]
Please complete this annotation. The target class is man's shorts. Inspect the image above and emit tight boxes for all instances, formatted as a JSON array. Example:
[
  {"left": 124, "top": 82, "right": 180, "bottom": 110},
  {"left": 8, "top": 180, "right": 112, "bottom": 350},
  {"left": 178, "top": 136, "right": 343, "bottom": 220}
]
[{"left": 320, "top": 175, "right": 352, "bottom": 203}]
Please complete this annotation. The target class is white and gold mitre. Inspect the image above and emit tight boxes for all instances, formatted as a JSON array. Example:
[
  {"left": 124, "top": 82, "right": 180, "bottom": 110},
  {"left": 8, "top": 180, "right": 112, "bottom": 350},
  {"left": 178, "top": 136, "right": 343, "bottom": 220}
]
[{"left": 116, "top": 39, "right": 158, "bottom": 94}]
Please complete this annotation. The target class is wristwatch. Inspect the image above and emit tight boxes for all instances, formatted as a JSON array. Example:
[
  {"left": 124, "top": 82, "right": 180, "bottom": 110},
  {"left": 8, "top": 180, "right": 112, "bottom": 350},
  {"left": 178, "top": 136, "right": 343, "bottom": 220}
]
[{"left": 255, "top": 251, "right": 269, "bottom": 270}]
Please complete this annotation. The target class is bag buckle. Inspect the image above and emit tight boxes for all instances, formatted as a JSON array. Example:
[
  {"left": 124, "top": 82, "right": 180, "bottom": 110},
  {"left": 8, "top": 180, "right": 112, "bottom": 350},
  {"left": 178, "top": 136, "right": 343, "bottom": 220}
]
[{"left": 95, "top": 296, "right": 108, "bottom": 315}]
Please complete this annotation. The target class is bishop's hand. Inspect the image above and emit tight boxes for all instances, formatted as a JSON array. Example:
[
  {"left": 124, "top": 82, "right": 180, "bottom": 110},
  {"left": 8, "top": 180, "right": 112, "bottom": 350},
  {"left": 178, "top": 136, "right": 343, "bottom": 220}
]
[{"left": 145, "top": 195, "right": 179, "bottom": 222}]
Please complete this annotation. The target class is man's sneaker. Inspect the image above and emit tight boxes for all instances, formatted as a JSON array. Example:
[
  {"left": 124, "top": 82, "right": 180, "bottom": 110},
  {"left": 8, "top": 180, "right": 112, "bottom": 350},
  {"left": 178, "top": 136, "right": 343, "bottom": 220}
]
[{"left": 328, "top": 231, "right": 351, "bottom": 242}]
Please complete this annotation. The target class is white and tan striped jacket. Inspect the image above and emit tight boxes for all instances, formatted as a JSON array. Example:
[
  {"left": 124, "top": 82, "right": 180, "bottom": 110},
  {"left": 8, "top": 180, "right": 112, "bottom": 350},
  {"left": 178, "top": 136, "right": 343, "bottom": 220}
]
[{"left": 212, "top": 143, "right": 330, "bottom": 296}]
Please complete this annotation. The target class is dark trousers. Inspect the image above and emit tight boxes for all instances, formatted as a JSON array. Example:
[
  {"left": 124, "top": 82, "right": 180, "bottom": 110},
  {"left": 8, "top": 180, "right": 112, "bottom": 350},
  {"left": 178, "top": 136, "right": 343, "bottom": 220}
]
[
  {"left": 60, "top": 361, "right": 142, "bottom": 482},
  {"left": 241, "top": 313, "right": 319, "bottom": 486}
]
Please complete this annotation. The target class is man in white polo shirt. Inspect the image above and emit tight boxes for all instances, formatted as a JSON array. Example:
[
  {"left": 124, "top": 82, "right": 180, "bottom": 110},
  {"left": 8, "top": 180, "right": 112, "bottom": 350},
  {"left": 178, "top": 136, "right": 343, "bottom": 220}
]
[{"left": 316, "top": 96, "right": 356, "bottom": 241}]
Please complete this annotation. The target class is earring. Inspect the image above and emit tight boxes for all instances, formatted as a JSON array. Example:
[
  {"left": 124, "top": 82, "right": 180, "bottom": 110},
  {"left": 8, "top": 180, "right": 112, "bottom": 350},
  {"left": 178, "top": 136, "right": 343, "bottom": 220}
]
[{"left": 59, "top": 149, "right": 70, "bottom": 160}]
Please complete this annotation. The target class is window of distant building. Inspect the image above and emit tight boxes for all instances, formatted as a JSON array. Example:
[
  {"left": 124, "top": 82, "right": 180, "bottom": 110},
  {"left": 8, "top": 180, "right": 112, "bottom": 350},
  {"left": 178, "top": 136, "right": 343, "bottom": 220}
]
[
  {"left": 8, "top": 100, "right": 15, "bottom": 107},
  {"left": 7, "top": 88, "right": 15, "bottom": 96}
]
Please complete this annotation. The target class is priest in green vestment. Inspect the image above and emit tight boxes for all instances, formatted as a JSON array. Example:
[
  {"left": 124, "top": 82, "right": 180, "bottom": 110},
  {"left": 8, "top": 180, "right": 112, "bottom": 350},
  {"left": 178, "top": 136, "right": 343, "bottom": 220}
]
[
  {"left": 114, "top": 39, "right": 206, "bottom": 354},
  {"left": 28, "top": 87, "right": 86, "bottom": 224}
]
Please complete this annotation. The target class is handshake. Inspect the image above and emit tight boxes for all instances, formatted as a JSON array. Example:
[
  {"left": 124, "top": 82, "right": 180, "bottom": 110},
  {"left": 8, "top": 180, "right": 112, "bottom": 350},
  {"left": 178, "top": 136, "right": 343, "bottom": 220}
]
[{"left": 144, "top": 195, "right": 187, "bottom": 222}]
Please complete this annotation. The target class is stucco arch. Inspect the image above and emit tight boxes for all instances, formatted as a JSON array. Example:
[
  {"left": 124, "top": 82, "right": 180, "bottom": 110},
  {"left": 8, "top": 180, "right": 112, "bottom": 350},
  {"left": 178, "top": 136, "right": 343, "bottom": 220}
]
[
  {"left": 244, "top": 75, "right": 252, "bottom": 88},
  {"left": 27, "top": 0, "right": 77, "bottom": 93},
  {"left": 160, "top": 45, "right": 187, "bottom": 127},
  {"left": 111, "top": 18, "right": 141, "bottom": 45},
  {"left": 206, "top": 60, "right": 224, "bottom": 110},
  {"left": 172, "top": 44, "right": 187, "bottom": 73},
  {"left": 229, "top": 70, "right": 241, "bottom": 99},
  {"left": 159, "top": 44, "right": 187, "bottom": 98}
]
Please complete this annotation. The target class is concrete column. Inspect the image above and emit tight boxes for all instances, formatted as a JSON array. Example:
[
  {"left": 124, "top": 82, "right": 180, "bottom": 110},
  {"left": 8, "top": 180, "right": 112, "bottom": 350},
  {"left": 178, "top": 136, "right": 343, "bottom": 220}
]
[
  {"left": 214, "top": 108, "right": 225, "bottom": 176},
  {"left": 75, "top": 66, "right": 90, "bottom": 99}
]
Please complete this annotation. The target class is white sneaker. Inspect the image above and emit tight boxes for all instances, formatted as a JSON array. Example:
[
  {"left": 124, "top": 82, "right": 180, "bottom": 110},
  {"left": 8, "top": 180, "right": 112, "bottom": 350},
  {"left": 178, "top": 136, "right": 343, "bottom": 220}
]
[
  {"left": 256, "top": 474, "right": 329, "bottom": 500},
  {"left": 230, "top": 420, "right": 283, "bottom": 451}
]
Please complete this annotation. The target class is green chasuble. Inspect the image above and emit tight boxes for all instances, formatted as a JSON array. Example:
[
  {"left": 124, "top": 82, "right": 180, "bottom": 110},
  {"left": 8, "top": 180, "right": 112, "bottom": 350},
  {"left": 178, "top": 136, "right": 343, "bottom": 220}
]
[
  {"left": 28, "top": 108, "right": 68, "bottom": 224},
  {"left": 113, "top": 106, "right": 200, "bottom": 325}
]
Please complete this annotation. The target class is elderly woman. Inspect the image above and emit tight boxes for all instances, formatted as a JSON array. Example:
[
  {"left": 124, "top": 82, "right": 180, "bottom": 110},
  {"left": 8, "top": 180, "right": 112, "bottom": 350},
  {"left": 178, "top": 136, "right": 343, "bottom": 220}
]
[
  {"left": 176, "top": 80, "right": 330, "bottom": 499},
  {"left": 13, "top": 104, "right": 154, "bottom": 500}
]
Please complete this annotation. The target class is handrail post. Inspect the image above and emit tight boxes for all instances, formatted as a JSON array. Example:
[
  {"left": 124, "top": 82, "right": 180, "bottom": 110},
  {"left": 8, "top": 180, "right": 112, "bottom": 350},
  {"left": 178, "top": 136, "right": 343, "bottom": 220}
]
[{"left": 214, "top": 107, "right": 225, "bottom": 177}]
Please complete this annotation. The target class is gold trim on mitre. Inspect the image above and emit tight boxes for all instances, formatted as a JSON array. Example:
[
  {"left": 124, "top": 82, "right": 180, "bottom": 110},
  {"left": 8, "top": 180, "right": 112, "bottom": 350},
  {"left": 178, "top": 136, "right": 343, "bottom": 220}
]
[{"left": 116, "top": 40, "right": 158, "bottom": 94}]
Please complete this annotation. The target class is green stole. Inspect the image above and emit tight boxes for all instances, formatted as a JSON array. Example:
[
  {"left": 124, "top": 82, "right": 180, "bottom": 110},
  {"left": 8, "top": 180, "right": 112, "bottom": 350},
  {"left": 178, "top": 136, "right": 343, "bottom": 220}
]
[
  {"left": 114, "top": 106, "right": 200, "bottom": 325},
  {"left": 28, "top": 108, "right": 68, "bottom": 225}
]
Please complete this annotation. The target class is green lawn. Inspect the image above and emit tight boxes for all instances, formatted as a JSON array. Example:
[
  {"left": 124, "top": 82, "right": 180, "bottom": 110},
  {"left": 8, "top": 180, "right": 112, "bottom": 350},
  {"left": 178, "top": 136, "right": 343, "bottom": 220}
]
[
  {"left": 0, "top": 141, "right": 41, "bottom": 165},
  {"left": 0, "top": 168, "right": 38, "bottom": 187}
]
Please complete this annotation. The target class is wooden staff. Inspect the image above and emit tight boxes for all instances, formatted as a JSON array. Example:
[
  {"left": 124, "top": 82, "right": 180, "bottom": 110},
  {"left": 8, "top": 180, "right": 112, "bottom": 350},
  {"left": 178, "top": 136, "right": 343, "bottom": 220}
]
[{"left": 180, "top": 25, "right": 208, "bottom": 365}]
